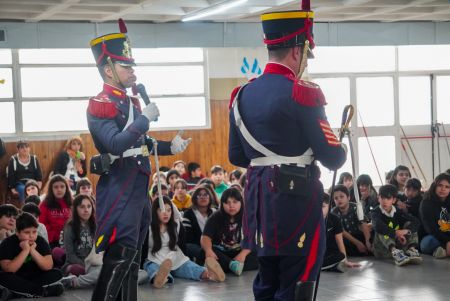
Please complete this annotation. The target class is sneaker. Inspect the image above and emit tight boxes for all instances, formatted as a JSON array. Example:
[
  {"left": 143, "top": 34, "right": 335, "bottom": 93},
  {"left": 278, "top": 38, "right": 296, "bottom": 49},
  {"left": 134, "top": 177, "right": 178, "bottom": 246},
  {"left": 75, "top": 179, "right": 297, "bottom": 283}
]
[
  {"left": 205, "top": 257, "right": 225, "bottom": 282},
  {"left": 391, "top": 248, "right": 411, "bottom": 266},
  {"left": 405, "top": 247, "right": 423, "bottom": 264},
  {"left": 61, "top": 275, "right": 77, "bottom": 289},
  {"left": 336, "top": 260, "right": 346, "bottom": 273},
  {"left": 153, "top": 259, "right": 172, "bottom": 288},
  {"left": 0, "top": 285, "right": 12, "bottom": 301},
  {"left": 433, "top": 246, "right": 447, "bottom": 259},
  {"left": 42, "top": 282, "right": 64, "bottom": 297},
  {"left": 229, "top": 260, "right": 244, "bottom": 276}
]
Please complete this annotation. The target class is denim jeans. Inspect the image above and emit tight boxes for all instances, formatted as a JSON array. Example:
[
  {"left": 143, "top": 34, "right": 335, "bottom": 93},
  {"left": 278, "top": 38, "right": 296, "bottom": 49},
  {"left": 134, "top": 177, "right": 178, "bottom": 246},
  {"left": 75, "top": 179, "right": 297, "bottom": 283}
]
[
  {"left": 420, "top": 235, "right": 442, "bottom": 254},
  {"left": 15, "top": 182, "right": 25, "bottom": 202},
  {"left": 144, "top": 260, "right": 206, "bottom": 284}
]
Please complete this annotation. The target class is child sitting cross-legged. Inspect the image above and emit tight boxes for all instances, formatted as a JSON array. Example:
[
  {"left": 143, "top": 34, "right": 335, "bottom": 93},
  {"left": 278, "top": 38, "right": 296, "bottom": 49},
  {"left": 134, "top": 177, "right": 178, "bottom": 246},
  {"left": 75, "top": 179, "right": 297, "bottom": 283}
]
[
  {"left": 371, "top": 184, "right": 422, "bottom": 266},
  {"left": 321, "top": 194, "right": 361, "bottom": 272},
  {"left": 0, "top": 212, "right": 64, "bottom": 298},
  {"left": 331, "top": 185, "right": 372, "bottom": 256},
  {"left": 201, "top": 188, "right": 258, "bottom": 277},
  {"left": 144, "top": 196, "right": 225, "bottom": 289}
]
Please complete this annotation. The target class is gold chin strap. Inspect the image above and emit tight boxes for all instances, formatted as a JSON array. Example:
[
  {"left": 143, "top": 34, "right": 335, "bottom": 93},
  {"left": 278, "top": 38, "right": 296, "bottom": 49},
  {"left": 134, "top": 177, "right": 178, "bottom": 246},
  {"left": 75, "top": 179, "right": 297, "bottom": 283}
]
[
  {"left": 106, "top": 56, "right": 121, "bottom": 84},
  {"left": 297, "top": 40, "right": 310, "bottom": 79}
]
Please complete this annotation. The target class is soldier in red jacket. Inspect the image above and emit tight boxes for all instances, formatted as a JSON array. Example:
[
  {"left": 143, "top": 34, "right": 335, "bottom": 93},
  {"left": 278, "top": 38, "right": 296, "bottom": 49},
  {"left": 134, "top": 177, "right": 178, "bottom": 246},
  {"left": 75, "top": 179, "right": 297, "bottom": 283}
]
[
  {"left": 87, "top": 20, "right": 190, "bottom": 301},
  {"left": 228, "top": 1, "right": 347, "bottom": 300}
]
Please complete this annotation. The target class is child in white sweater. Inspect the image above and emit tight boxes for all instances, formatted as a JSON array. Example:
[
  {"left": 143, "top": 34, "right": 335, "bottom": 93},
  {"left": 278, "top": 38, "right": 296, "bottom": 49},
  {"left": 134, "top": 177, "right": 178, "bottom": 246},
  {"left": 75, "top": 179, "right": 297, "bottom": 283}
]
[{"left": 144, "top": 197, "right": 225, "bottom": 288}]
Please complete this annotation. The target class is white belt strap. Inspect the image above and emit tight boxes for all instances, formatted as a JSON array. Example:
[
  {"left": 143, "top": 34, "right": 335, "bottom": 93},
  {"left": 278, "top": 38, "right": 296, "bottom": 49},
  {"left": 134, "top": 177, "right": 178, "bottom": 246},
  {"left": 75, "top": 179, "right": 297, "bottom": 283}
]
[
  {"left": 109, "top": 97, "right": 144, "bottom": 163},
  {"left": 232, "top": 84, "right": 314, "bottom": 166},
  {"left": 250, "top": 150, "right": 314, "bottom": 167}
]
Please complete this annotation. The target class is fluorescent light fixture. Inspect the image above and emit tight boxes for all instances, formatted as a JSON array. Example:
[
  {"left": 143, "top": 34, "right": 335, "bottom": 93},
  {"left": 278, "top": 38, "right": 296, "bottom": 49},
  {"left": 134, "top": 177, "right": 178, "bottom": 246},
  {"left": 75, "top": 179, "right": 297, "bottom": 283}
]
[{"left": 182, "top": 0, "right": 248, "bottom": 22}]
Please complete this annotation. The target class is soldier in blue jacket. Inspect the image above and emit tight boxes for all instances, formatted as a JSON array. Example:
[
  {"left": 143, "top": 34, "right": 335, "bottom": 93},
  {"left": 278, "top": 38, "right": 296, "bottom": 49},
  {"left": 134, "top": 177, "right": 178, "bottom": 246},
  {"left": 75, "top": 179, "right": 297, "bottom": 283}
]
[
  {"left": 87, "top": 19, "right": 190, "bottom": 301},
  {"left": 228, "top": 1, "right": 347, "bottom": 300}
]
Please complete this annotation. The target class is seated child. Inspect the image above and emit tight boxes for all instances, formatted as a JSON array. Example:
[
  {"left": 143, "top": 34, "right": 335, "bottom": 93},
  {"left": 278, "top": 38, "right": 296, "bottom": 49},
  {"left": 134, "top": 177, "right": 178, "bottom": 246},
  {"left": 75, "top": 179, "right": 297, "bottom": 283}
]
[
  {"left": 371, "top": 184, "right": 422, "bottom": 266},
  {"left": 0, "top": 205, "right": 19, "bottom": 244},
  {"left": 210, "top": 165, "right": 229, "bottom": 200},
  {"left": 75, "top": 177, "right": 94, "bottom": 197},
  {"left": 144, "top": 197, "right": 224, "bottom": 288},
  {"left": 183, "top": 185, "right": 216, "bottom": 264},
  {"left": 21, "top": 203, "right": 49, "bottom": 243},
  {"left": 62, "top": 195, "right": 96, "bottom": 277},
  {"left": 171, "top": 179, "right": 192, "bottom": 211},
  {"left": 404, "top": 178, "right": 423, "bottom": 218},
  {"left": 201, "top": 188, "right": 258, "bottom": 276},
  {"left": 321, "top": 194, "right": 360, "bottom": 272},
  {"left": 331, "top": 185, "right": 372, "bottom": 256},
  {"left": 0, "top": 212, "right": 64, "bottom": 298}
]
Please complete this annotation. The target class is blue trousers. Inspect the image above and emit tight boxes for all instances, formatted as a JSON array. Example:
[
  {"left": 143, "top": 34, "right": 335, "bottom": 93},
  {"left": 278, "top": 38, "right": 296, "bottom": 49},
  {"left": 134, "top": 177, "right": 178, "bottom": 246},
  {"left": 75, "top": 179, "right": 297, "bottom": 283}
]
[
  {"left": 420, "top": 235, "right": 442, "bottom": 254},
  {"left": 144, "top": 260, "right": 206, "bottom": 283},
  {"left": 253, "top": 255, "right": 322, "bottom": 301}
]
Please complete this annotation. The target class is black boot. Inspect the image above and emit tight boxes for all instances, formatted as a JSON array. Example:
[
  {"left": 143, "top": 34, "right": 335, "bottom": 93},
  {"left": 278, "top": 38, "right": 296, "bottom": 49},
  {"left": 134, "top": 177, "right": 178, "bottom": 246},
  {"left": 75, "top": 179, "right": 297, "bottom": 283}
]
[
  {"left": 91, "top": 244, "right": 137, "bottom": 301},
  {"left": 294, "top": 281, "right": 316, "bottom": 301},
  {"left": 118, "top": 250, "right": 141, "bottom": 301}
]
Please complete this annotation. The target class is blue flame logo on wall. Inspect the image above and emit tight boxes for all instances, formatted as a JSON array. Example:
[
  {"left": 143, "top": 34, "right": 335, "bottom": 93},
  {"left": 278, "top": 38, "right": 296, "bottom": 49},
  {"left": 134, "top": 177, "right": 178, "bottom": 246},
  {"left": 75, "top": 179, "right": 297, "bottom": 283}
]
[{"left": 241, "top": 57, "right": 262, "bottom": 80}]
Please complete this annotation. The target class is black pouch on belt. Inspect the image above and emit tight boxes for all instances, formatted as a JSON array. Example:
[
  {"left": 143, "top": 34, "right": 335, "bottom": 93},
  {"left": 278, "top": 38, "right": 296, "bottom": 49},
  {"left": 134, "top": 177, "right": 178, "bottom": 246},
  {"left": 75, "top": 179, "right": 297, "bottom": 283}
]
[
  {"left": 90, "top": 154, "right": 111, "bottom": 175},
  {"left": 277, "top": 164, "right": 311, "bottom": 197}
]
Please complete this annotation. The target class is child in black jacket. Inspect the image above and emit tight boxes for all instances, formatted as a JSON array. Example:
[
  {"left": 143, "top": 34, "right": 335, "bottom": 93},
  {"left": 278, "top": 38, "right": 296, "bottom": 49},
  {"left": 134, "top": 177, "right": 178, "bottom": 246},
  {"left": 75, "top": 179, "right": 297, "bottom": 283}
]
[{"left": 371, "top": 184, "right": 422, "bottom": 266}]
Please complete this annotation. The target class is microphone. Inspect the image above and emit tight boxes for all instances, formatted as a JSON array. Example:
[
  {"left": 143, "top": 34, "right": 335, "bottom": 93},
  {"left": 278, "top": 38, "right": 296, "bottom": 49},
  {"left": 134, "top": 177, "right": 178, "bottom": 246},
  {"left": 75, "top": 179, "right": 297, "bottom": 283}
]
[{"left": 136, "top": 83, "right": 150, "bottom": 105}]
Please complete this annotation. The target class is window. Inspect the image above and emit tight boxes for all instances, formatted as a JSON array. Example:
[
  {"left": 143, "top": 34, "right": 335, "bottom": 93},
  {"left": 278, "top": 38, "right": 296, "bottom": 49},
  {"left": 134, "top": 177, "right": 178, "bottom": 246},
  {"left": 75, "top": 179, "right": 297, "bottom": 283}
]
[
  {"left": 313, "top": 78, "right": 350, "bottom": 129},
  {"left": 0, "top": 68, "right": 13, "bottom": 98},
  {"left": 399, "top": 76, "right": 431, "bottom": 126},
  {"left": 21, "top": 67, "right": 101, "bottom": 98},
  {"left": 0, "top": 102, "right": 15, "bottom": 133},
  {"left": 437, "top": 76, "right": 450, "bottom": 124},
  {"left": 356, "top": 77, "right": 394, "bottom": 127},
  {"left": 358, "top": 136, "right": 396, "bottom": 187},
  {"left": 398, "top": 45, "right": 450, "bottom": 71},
  {"left": 133, "top": 48, "right": 203, "bottom": 63},
  {"left": 19, "top": 49, "right": 92, "bottom": 64},
  {"left": 308, "top": 46, "right": 395, "bottom": 74},
  {"left": 12, "top": 48, "right": 208, "bottom": 134},
  {"left": 22, "top": 100, "right": 88, "bottom": 132},
  {"left": 150, "top": 97, "right": 207, "bottom": 128},
  {"left": 134, "top": 66, "right": 204, "bottom": 96},
  {"left": 0, "top": 49, "right": 12, "bottom": 64}
]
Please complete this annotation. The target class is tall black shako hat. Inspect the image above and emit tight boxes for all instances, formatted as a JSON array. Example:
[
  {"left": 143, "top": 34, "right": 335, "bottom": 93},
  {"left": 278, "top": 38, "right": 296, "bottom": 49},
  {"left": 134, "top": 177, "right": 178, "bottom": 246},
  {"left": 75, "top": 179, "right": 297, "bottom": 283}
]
[
  {"left": 90, "top": 19, "right": 135, "bottom": 67},
  {"left": 262, "top": 0, "right": 315, "bottom": 57}
]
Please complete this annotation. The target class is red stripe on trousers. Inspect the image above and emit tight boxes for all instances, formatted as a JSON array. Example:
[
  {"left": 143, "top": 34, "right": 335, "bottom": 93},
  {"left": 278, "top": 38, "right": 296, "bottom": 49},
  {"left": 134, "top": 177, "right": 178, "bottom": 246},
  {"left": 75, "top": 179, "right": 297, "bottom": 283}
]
[{"left": 300, "top": 223, "right": 321, "bottom": 282}]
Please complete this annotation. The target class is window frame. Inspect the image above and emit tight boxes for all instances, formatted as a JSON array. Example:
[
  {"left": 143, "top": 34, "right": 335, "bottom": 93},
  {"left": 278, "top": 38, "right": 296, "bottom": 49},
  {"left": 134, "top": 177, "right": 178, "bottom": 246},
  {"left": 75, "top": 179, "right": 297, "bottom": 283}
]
[{"left": 2, "top": 48, "right": 210, "bottom": 138}]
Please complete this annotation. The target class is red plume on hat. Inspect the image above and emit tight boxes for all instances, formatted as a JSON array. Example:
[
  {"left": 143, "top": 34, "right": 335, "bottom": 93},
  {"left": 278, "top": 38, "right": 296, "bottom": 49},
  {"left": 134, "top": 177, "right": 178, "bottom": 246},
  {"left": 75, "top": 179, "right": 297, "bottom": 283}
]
[
  {"left": 302, "top": 0, "right": 310, "bottom": 11},
  {"left": 118, "top": 18, "right": 127, "bottom": 33}
]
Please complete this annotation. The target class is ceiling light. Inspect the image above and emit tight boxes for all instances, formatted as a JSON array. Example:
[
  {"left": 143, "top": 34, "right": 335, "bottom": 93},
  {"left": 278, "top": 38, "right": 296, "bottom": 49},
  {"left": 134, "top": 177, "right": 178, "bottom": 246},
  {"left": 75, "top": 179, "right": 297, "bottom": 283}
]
[{"left": 182, "top": 0, "right": 248, "bottom": 22}]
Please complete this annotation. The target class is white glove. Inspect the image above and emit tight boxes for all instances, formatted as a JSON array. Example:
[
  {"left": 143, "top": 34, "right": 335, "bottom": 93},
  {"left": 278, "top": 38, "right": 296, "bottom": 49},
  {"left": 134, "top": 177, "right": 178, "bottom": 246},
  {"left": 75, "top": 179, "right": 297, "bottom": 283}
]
[
  {"left": 142, "top": 103, "right": 160, "bottom": 122},
  {"left": 170, "top": 131, "right": 192, "bottom": 154}
]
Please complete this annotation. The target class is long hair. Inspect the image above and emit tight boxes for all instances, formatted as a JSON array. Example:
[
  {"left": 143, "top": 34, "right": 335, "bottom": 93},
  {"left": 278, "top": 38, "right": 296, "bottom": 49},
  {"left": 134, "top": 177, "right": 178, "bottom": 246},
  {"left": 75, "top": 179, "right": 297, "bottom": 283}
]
[
  {"left": 150, "top": 196, "right": 177, "bottom": 255},
  {"left": 389, "top": 165, "right": 411, "bottom": 189},
  {"left": 42, "top": 174, "right": 72, "bottom": 209},
  {"left": 424, "top": 173, "right": 450, "bottom": 203},
  {"left": 68, "top": 194, "right": 96, "bottom": 245},
  {"left": 219, "top": 187, "right": 244, "bottom": 223}
]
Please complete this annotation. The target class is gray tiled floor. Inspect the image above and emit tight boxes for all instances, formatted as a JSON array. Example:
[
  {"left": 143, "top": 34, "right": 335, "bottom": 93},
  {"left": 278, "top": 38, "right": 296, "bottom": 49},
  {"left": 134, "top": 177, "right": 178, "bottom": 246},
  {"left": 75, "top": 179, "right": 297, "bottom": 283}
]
[{"left": 16, "top": 256, "right": 450, "bottom": 301}]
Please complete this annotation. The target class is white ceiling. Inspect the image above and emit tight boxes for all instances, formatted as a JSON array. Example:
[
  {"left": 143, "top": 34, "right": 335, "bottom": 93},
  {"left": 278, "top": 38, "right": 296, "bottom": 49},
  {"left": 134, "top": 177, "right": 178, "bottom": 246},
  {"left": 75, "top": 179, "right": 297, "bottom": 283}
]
[{"left": 0, "top": 0, "right": 449, "bottom": 23}]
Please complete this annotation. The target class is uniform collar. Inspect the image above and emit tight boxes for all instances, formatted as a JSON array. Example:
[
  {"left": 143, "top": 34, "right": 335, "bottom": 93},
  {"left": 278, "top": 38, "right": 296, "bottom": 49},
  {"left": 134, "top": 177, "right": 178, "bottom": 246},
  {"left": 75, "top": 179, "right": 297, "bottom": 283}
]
[
  {"left": 103, "top": 83, "right": 127, "bottom": 99},
  {"left": 264, "top": 62, "right": 296, "bottom": 79}
]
